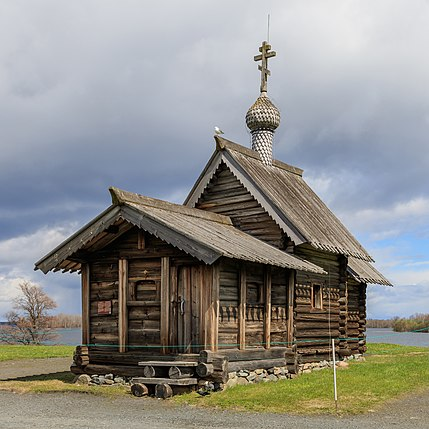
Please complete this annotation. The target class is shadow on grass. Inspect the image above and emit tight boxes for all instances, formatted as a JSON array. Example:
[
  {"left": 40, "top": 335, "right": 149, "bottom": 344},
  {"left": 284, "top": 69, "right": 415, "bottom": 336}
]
[{"left": 5, "top": 372, "right": 75, "bottom": 383}]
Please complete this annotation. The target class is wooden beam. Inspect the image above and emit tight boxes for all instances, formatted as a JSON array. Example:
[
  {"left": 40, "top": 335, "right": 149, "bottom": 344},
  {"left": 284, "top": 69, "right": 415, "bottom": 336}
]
[
  {"left": 202, "top": 266, "right": 212, "bottom": 350},
  {"left": 263, "top": 266, "right": 271, "bottom": 349},
  {"left": 287, "top": 270, "right": 295, "bottom": 347},
  {"left": 169, "top": 265, "right": 178, "bottom": 351},
  {"left": 137, "top": 230, "right": 146, "bottom": 250},
  {"left": 209, "top": 263, "right": 220, "bottom": 352},
  {"left": 160, "top": 257, "right": 170, "bottom": 354},
  {"left": 239, "top": 264, "right": 247, "bottom": 350},
  {"left": 81, "top": 263, "right": 90, "bottom": 346},
  {"left": 118, "top": 258, "right": 128, "bottom": 353}
]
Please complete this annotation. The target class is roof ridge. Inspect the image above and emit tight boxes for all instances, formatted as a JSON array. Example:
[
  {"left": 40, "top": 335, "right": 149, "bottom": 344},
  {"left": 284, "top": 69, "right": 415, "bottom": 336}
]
[
  {"left": 215, "top": 136, "right": 303, "bottom": 177},
  {"left": 109, "top": 187, "right": 233, "bottom": 226}
]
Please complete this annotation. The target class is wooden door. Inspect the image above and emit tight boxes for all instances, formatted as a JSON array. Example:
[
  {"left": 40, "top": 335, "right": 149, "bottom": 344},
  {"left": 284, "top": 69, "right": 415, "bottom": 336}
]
[
  {"left": 170, "top": 265, "right": 203, "bottom": 354},
  {"left": 127, "top": 259, "right": 162, "bottom": 353},
  {"left": 176, "top": 266, "right": 192, "bottom": 353}
]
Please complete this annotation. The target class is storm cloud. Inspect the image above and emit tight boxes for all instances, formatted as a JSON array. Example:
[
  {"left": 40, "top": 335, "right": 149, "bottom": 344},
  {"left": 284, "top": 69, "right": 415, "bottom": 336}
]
[{"left": 0, "top": 0, "right": 428, "bottom": 318}]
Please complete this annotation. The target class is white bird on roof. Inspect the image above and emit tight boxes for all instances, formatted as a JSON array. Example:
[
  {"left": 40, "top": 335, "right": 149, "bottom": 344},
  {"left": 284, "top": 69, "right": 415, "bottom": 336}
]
[{"left": 214, "top": 126, "right": 224, "bottom": 135}]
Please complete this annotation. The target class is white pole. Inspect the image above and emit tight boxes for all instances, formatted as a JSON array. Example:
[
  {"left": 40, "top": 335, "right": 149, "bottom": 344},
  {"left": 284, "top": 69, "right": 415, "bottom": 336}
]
[{"left": 332, "top": 338, "right": 338, "bottom": 412}]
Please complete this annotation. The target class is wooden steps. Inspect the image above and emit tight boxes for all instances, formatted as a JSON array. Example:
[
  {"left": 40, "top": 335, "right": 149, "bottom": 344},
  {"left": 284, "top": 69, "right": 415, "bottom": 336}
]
[{"left": 131, "top": 377, "right": 198, "bottom": 386}]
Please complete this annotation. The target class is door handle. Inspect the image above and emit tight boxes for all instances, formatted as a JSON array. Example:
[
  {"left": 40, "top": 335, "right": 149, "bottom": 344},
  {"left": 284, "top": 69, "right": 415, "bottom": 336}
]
[{"left": 179, "top": 296, "right": 185, "bottom": 316}]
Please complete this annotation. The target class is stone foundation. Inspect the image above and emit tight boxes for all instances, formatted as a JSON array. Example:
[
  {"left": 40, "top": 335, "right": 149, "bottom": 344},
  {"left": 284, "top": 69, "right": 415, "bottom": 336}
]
[{"left": 222, "top": 354, "right": 365, "bottom": 390}]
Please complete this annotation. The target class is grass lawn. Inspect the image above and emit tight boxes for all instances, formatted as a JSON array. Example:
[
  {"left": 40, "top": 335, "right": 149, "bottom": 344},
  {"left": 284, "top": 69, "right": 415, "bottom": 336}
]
[
  {"left": 1, "top": 343, "right": 428, "bottom": 410},
  {"left": 174, "top": 343, "right": 429, "bottom": 415},
  {"left": 0, "top": 345, "right": 75, "bottom": 361}
]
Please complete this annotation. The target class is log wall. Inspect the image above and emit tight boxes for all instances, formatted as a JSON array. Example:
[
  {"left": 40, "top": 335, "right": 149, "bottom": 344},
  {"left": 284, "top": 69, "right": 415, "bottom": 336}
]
[
  {"left": 87, "top": 227, "right": 211, "bottom": 359},
  {"left": 90, "top": 261, "right": 119, "bottom": 349},
  {"left": 218, "top": 260, "right": 290, "bottom": 350},
  {"left": 347, "top": 277, "right": 367, "bottom": 354},
  {"left": 294, "top": 245, "right": 341, "bottom": 362}
]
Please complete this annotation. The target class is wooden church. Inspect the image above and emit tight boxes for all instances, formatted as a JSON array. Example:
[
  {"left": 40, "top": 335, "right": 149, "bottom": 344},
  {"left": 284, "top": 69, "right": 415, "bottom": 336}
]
[{"left": 35, "top": 41, "right": 391, "bottom": 391}]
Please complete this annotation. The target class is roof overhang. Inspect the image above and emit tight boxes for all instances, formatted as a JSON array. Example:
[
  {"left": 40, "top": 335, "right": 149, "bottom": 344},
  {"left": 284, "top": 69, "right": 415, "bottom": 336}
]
[
  {"left": 35, "top": 189, "right": 327, "bottom": 276},
  {"left": 347, "top": 257, "right": 393, "bottom": 286}
]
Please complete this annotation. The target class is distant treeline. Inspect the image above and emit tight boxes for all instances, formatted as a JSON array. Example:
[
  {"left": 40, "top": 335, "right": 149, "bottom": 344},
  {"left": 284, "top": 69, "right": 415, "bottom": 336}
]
[
  {"left": 367, "top": 319, "right": 393, "bottom": 328},
  {"left": 48, "top": 313, "right": 81, "bottom": 329},
  {"left": 368, "top": 314, "right": 429, "bottom": 333},
  {"left": 391, "top": 314, "right": 429, "bottom": 333}
]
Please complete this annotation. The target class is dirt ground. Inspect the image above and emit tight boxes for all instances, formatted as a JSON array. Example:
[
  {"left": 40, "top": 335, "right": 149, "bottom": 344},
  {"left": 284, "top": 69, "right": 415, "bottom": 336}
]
[
  {"left": 0, "top": 357, "right": 72, "bottom": 380},
  {"left": 1, "top": 358, "right": 429, "bottom": 429}
]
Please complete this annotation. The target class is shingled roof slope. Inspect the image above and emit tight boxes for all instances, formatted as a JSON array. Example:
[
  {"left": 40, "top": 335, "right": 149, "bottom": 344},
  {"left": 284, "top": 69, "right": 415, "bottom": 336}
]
[
  {"left": 35, "top": 187, "right": 326, "bottom": 275},
  {"left": 186, "top": 137, "right": 372, "bottom": 261},
  {"left": 347, "top": 257, "right": 392, "bottom": 286}
]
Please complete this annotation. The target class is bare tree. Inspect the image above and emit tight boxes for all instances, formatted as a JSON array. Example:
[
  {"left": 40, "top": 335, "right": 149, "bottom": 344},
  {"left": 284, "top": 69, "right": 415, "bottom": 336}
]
[{"left": 0, "top": 281, "right": 58, "bottom": 345}]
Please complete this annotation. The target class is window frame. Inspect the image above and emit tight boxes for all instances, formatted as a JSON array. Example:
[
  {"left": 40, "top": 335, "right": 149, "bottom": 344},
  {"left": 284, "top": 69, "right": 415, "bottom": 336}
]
[{"left": 311, "top": 284, "right": 323, "bottom": 309}]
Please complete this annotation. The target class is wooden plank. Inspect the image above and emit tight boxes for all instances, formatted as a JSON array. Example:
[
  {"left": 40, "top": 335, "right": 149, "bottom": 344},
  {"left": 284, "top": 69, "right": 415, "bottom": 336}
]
[
  {"left": 287, "top": 270, "right": 294, "bottom": 347},
  {"left": 199, "top": 347, "right": 290, "bottom": 362},
  {"left": 169, "top": 265, "right": 178, "bottom": 352},
  {"left": 138, "top": 360, "right": 199, "bottom": 367},
  {"left": 239, "top": 264, "right": 246, "bottom": 350},
  {"left": 184, "top": 266, "right": 192, "bottom": 353},
  {"left": 160, "top": 257, "right": 170, "bottom": 354},
  {"left": 81, "top": 263, "right": 90, "bottom": 346},
  {"left": 127, "top": 300, "right": 161, "bottom": 306},
  {"left": 137, "top": 230, "right": 146, "bottom": 250},
  {"left": 118, "top": 258, "right": 128, "bottom": 353},
  {"left": 191, "top": 266, "right": 200, "bottom": 352},
  {"left": 209, "top": 263, "right": 220, "bottom": 351},
  {"left": 264, "top": 266, "right": 271, "bottom": 349},
  {"left": 228, "top": 358, "right": 286, "bottom": 372},
  {"left": 202, "top": 266, "right": 212, "bottom": 350},
  {"left": 131, "top": 377, "right": 198, "bottom": 386}
]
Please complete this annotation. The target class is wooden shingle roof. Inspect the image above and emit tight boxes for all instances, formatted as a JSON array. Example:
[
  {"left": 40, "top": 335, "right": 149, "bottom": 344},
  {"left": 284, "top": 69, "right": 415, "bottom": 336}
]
[
  {"left": 35, "top": 187, "right": 326, "bottom": 275},
  {"left": 186, "top": 137, "right": 372, "bottom": 261},
  {"left": 347, "top": 257, "right": 392, "bottom": 286}
]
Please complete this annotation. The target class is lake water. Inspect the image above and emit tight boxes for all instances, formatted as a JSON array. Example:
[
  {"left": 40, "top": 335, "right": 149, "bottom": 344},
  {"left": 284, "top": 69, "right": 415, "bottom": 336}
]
[
  {"left": 50, "top": 327, "right": 429, "bottom": 347},
  {"left": 48, "top": 328, "right": 82, "bottom": 346},
  {"left": 366, "top": 328, "right": 429, "bottom": 347}
]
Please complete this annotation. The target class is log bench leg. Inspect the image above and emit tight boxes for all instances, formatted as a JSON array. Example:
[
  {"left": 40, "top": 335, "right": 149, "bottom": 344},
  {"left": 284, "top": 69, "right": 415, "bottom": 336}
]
[
  {"left": 155, "top": 383, "right": 173, "bottom": 399},
  {"left": 131, "top": 383, "right": 149, "bottom": 397}
]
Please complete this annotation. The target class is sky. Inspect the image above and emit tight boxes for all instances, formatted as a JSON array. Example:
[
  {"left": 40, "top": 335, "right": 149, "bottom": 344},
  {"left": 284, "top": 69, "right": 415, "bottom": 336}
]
[{"left": 0, "top": 0, "right": 428, "bottom": 320}]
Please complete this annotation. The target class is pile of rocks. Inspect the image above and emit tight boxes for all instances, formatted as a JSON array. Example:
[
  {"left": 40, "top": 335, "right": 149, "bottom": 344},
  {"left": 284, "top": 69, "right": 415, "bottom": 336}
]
[
  {"left": 299, "top": 360, "right": 332, "bottom": 374},
  {"left": 298, "top": 354, "right": 365, "bottom": 375},
  {"left": 225, "top": 367, "right": 295, "bottom": 389},
  {"left": 74, "top": 373, "right": 131, "bottom": 386}
]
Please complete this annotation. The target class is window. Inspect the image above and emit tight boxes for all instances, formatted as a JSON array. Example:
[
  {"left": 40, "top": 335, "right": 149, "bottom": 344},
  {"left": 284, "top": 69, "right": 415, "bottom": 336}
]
[{"left": 311, "top": 284, "right": 323, "bottom": 309}]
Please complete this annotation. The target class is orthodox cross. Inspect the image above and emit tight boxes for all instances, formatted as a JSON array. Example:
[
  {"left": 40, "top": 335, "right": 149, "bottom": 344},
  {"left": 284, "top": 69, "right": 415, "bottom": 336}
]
[{"left": 254, "top": 41, "right": 276, "bottom": 94}]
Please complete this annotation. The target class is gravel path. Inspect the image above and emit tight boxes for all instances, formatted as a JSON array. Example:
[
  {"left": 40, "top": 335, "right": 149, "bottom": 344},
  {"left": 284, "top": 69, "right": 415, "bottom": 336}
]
[
  {"left": 0, "top": 358, "right": 428, "bottom": 428},
  {"left": 1, "top": 390, "right": 429, "bottom": 429}
]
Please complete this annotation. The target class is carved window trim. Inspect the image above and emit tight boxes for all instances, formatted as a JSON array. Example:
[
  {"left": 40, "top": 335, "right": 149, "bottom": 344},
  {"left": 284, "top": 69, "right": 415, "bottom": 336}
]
[{"left": 311, "top": 284, "right": 323, "bottom": 309}]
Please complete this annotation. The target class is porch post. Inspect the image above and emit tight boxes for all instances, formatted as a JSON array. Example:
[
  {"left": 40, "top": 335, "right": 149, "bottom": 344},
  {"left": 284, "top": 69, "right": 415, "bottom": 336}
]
[
  {"left": 81, "top": 263, "right": 90, "bottom": 346},
  {"left": 239, "top": 264, "right": 247, "bottom": 350},
  {"left": 160, "top": 257, "right": 170, "bottom": 354},
  {"left": 263, "top": 266, "right": 272, "bottom": 349},
  {"left": 287, "top": 270, "right": 295, "bottom": 347},
  {"left": 118, "top": 258, "right": 128, "bottom": 353}
]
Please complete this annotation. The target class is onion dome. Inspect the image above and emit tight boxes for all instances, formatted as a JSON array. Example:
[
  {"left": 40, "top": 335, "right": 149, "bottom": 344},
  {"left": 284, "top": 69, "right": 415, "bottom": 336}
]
[{"left": 246, "top": 93, "right": 280, "bottom": 132}]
